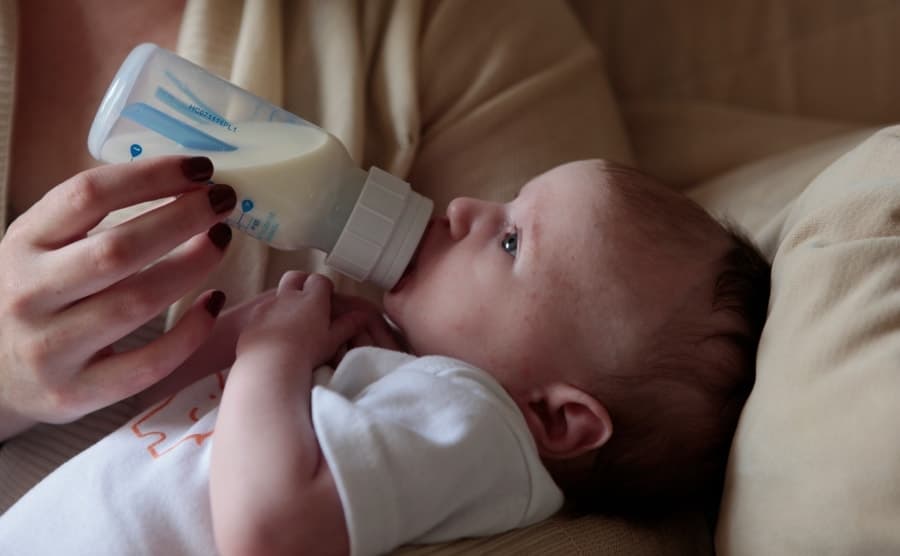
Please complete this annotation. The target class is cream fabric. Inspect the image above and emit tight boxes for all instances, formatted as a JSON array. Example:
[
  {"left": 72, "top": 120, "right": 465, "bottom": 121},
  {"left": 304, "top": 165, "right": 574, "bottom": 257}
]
[
  {"left": 571, "top": 0, "right": 900, "bottom": 123},
  {"left": 622, "top": 100, "right": 857, "bottom": 190},
  {"left": 706, "top": 126, "right": 900, "bottom": 555},
  {"left": 569, "top": 0, "right": 900, "bottom": 188},
  {"left": 687, "top": 129, "right": 877, "bottom": 248}
]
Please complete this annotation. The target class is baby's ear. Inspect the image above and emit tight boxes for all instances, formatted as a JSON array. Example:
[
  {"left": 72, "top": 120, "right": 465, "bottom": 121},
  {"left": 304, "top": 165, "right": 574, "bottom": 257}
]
[{"left": 518, "top": 383, "right": 612, "bottom": 460}]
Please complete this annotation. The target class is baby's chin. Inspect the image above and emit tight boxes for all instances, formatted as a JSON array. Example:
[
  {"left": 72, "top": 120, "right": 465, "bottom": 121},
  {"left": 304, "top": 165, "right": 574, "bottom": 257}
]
[
  {"left": 381, "top": 291, "right": 400, "bottom": 320},
  {"left": 379, "top": 297, "right": 408, "bottom": 338}
]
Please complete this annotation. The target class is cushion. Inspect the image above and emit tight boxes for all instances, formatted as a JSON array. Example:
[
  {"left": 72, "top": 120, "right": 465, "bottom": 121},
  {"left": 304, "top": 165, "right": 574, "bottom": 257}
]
[
  {"left": 688, "top": 128, "right": 876, "bottom": 250},
  {"left": 691, "top": 126, "right": 900, "bottom": 555}
]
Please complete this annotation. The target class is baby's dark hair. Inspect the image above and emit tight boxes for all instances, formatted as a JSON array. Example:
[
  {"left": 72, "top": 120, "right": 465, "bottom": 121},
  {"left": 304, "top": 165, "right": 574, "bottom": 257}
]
[{"left": 561, "top": 162, "right": 771, "bottom": 516}]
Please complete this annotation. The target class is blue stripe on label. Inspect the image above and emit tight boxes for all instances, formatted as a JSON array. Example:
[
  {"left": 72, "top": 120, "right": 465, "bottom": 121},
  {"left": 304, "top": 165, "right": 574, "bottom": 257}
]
[{"left": 121, "top": 103, "right": 237, "bottom": 151}]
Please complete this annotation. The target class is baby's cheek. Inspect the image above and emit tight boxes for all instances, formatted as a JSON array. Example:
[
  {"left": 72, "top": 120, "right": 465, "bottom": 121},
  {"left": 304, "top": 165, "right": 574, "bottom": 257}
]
[{"left": 446, "top": 300, "right": 491, "bottom": 337}]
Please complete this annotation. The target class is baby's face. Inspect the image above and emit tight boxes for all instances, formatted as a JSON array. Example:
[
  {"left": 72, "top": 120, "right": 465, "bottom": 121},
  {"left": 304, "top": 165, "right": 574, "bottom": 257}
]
[{"left": 383, "top": 160, "right": 703, "bottom": 396}]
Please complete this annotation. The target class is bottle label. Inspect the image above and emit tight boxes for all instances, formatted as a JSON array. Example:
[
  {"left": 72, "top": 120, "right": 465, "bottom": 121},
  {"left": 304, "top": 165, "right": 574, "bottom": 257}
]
[{"left": 225, "top": 197, "right": 280, "bottom": 242}]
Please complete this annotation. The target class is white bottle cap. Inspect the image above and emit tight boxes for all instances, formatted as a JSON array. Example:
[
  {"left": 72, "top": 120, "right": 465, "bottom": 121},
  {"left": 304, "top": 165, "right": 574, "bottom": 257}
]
[{"left": 325, "top": 167, "right": 433, "bottom": 290}]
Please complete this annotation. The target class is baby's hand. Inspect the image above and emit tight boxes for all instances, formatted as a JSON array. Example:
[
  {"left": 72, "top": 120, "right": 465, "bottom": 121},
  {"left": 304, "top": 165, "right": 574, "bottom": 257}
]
[
  {"left": 236, "top": 272, "right": 367, "bottom": 370},
  {"left": 331, "top": 292, "right": 404, "bottom": 352}
]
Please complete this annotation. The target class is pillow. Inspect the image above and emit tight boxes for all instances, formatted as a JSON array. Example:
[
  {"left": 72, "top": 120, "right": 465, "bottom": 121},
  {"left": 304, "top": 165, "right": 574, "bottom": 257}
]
[
  {"left": 695, "top": 125, "right": 900, "bottom": 555},
  {"left": 688, "top": 128, "right": 876, "bottom": 253}
]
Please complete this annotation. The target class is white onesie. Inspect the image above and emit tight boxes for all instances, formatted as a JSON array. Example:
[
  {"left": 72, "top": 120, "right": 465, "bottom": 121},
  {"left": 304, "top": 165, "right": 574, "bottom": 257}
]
[{"left": 0, "top": 347, "right": 562, "bottom": 555}]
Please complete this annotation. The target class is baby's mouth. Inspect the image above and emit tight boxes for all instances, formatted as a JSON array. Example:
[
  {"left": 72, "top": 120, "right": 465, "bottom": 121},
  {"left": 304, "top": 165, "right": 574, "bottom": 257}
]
[{"left": 390, "top": 219, "right": 433, "bottom": 293}]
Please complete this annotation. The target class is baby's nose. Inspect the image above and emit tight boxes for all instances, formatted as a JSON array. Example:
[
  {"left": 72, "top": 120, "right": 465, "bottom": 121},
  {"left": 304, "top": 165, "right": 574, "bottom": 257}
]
[{"left": 446, "top": 197, "right": 480, "bottom": 239}]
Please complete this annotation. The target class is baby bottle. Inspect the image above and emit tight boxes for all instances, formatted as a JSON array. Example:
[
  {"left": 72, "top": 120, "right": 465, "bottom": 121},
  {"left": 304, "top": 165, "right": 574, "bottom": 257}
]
[{"left": 87, "top": 43, "right": 433, "bottom": 290}]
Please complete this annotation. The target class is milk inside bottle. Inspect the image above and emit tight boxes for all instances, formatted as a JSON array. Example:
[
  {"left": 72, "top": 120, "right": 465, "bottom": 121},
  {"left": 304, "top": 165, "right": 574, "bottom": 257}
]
[{"left": 88, "top": 43, "right": 432, "bottom": 290}]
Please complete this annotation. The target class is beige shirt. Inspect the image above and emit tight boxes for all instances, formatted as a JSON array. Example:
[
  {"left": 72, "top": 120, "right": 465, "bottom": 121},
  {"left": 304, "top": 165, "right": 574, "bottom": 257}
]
[{"left": 0, "top": 0, "right": 630, "bottom": 513}]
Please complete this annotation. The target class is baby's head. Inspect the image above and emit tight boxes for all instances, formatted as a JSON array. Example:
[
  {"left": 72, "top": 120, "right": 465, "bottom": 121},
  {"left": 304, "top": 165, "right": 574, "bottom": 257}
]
[{"left": 383, "top": 159, "right": 770, "bottom": 513}]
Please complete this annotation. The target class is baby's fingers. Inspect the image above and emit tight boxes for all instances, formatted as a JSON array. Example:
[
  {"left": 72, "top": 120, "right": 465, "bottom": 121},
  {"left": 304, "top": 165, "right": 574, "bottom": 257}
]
[
  {"left": 301, "top": 273, "right": 334, "bottom": 295},
  {"left": 364, "top": 316, "right": 403, "bottom": 351},
  {"left": 349, "top": 330, "right": 375, "bottom": 349},
  {"left": 277, "top": 270, "right": 310, "bottom": 294},
  {"left": 329, "top": 311, "right": 370, "bottom": 351}
]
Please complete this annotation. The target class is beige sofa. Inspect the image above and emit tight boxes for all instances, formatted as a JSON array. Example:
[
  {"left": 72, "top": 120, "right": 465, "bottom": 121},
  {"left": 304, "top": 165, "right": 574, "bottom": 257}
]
[{"left": 403, "top": 1, "right": 900, "bottom": 553}]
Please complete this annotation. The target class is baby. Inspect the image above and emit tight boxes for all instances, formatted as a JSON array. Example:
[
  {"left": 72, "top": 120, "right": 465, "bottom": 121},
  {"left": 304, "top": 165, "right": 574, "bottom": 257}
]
[
  {"left": 376, "top": 158, "right": 769, "bottom": 511},
  {"left": 0, "top": 160, "right": 770, "bottom": 556}
]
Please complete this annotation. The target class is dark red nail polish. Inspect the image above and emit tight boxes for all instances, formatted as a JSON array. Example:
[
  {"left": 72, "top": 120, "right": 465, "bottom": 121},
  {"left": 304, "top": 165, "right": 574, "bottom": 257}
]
[
  {"left": 182, "top": 157, "right": 214, "bottom": 182},
  {"left": 205, "top": 290, "right": 226, "bottom": 317},
  {"left": 207, "top": 222, "right": 232, "bottom": 250},
  {"left": 208, "top": 184, "right": 236, "bottom": 214}
]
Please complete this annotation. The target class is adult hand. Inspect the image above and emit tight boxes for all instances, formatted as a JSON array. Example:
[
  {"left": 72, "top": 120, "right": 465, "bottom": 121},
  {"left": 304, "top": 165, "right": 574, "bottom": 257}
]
[{"left": 0, "top": 156, "right": 236, "bottom": 439}]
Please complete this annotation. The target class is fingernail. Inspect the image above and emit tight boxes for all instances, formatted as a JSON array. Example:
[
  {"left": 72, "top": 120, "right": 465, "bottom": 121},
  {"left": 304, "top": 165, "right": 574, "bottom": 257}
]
[
  {"left": 208, "top": 184, "right": 236, "bottom": 214},
  {"left": 205, "top": 290, "right": 226, "bottom": 317},
  {"left": 207, "top": 222, "right": 232, "bottom": 250},
  {"left": 182, "top": 156, "right": 214, "bottom": 182}
]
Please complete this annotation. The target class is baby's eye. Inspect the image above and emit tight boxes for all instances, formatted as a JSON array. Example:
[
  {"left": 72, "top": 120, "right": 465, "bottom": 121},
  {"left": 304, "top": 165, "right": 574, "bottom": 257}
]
[{"left": 501, "top": 230, "right": 518, "bottom": 257}]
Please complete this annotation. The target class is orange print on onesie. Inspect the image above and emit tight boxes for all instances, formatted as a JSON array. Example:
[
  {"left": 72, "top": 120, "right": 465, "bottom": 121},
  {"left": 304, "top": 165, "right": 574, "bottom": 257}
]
[{"left": 131, "top": 371, "right": 226, "bottom": 459}]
